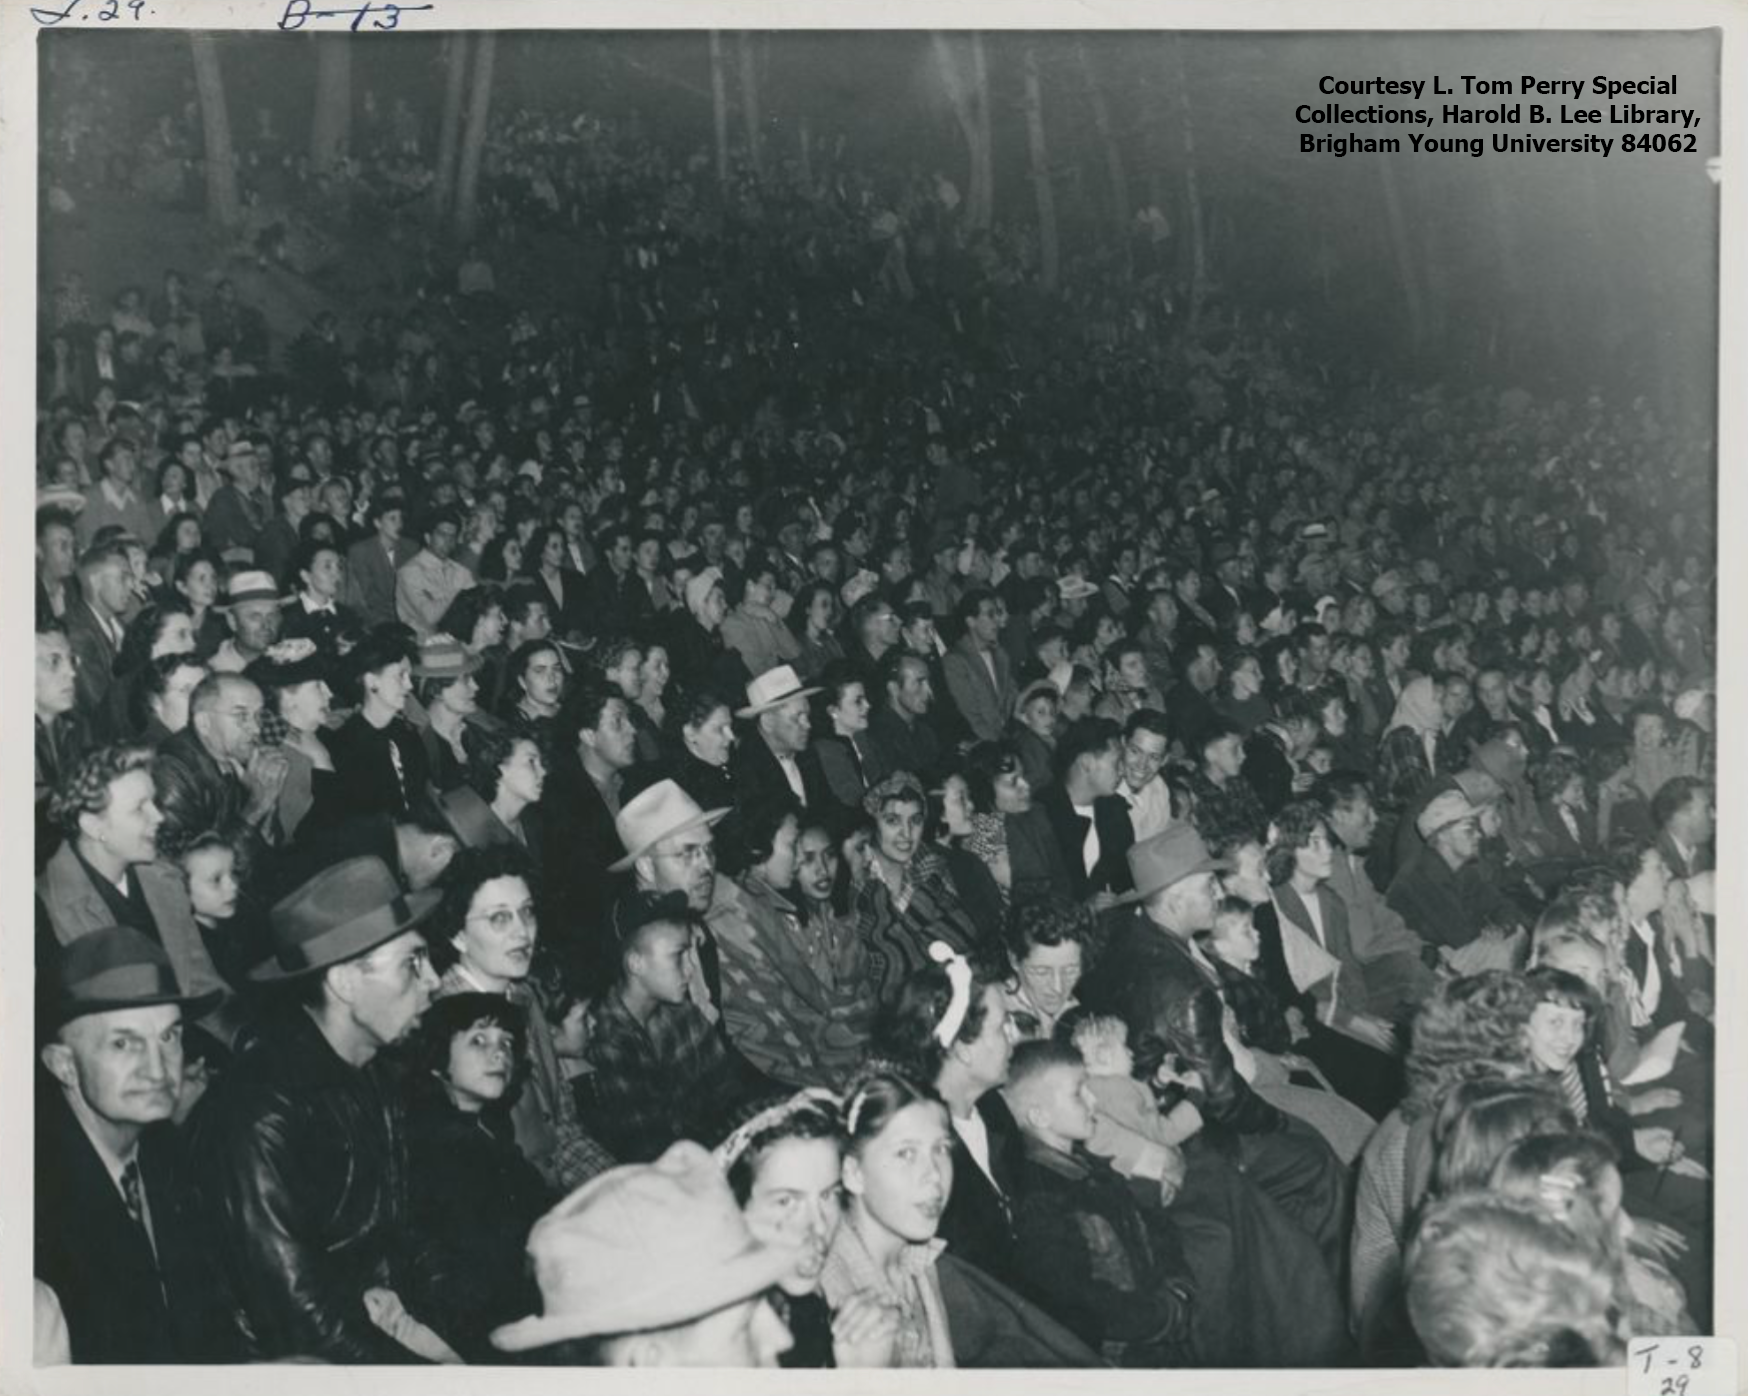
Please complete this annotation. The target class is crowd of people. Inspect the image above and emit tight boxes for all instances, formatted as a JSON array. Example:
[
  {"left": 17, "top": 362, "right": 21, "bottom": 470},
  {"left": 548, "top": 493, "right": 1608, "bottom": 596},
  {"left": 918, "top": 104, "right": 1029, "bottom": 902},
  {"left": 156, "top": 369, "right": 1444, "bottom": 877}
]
[{"left": 32, "top": 69, "right": 1719, "bottom": 1370}]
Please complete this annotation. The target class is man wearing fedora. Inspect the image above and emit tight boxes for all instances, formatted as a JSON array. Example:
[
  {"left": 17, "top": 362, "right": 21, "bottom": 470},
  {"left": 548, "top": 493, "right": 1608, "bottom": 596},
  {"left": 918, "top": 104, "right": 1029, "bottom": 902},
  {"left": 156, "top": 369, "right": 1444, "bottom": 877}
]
[
  {"left": 208, "top": 569, "right": 290, "bottom": 675},
  {"left": 489, "top": 1139, "right": 794, "bottom": 1366},
  {"left": 190, "top": 856, "right": 445, "bottom": 1362},
  {"left": 35, "top": 927, "right": 238, "bottom": 1362},
  {"left": 1077, "top": 826, "right": 1351, "bottom": 1286},
  {"left": 730, "top": 664, "right": 831, "bottom": 815}
]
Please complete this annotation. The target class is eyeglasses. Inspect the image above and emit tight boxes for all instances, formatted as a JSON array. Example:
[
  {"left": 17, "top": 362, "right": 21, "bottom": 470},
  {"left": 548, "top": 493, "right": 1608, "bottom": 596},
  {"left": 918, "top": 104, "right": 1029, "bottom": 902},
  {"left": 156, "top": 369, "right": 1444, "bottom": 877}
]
[
  {"left": 653, "top": 843, "right": 715, "bottom": 868},
  {"left": 469, "top": 904, "right": 538, "bottom": 933}
]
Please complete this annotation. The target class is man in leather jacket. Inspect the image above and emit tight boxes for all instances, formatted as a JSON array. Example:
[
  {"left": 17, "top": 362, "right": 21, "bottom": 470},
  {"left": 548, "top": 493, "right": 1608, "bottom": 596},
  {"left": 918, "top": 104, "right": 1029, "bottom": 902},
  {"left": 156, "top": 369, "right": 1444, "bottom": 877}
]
[
  {"left": 1077, "top": 826, "right": 1350, "bottom": 1274},
  {"left": 189, "top": 856, "right": 444, "bottom": 1362}
]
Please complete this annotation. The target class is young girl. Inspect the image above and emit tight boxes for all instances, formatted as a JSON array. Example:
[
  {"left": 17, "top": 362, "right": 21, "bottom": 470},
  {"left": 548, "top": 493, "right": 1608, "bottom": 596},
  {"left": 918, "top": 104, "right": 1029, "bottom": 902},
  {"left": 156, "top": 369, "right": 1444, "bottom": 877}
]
[
  {"left": 820, "top": 1067, "right": 1097, "bottom": 1369},
  {"left": 717, "top": 1090, "right": 898, "bottom": 1368}
]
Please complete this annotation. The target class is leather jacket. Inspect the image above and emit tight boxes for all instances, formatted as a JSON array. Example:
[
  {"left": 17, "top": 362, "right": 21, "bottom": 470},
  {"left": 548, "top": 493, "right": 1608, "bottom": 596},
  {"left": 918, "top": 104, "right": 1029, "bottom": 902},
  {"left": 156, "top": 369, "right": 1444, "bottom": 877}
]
[
  {"left": 188, "top": 1007, "right": 422, "bottom": 1363},
  {"left": 1078, "top": 909, "right": 1285, "bottom": 1136}
]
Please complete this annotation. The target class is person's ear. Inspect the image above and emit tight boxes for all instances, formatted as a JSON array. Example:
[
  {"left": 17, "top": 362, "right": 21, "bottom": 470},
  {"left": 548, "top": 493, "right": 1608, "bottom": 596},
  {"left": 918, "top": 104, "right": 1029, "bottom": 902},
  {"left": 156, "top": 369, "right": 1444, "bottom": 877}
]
[
  {"left": 41, "top": 1041, "right": 78, "bottom": 1092},
  {"left": 841, "top": 1154, "right": 866, "bottom": 1199},
  {"left": 324, "top": 962, "right": 358, "bottom": 1007}
]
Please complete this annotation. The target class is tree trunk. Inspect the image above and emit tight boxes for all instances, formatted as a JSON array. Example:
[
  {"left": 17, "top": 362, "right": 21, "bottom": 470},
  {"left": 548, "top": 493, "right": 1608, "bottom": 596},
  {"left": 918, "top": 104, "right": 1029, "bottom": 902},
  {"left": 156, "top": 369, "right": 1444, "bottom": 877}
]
[
  {"left": 431, "top": 32, "right": 470, "bottom": 225},
  {"left": 309, "top": 37, "right": 352, "bottom": 174},
  {"left": 453, "top": 31, "right": 495, "bottom": 245},
  {"left": 1077, "top": 41, "right": 1130, "bottom": 258},
  {"left": 931, "top": 32, "right": 994, "bottom": 232},
  {"left": 1022, "top": 45, "right": 1059, "bottom": 292},
  {"left": 1171, "top": 39, "right": 1207, "bottom": 329},
  {"left": 709, "top": 31, "right": 730, "bottom": 188},
  {"left": 738, "top": 32, "right": 762, "bottom": 178},
  {"left": 1376, "top": 153, "right": 1425, "bottom": 354},
  {"left": 189, "top": 34, "right": 240, "bottom": 229}
]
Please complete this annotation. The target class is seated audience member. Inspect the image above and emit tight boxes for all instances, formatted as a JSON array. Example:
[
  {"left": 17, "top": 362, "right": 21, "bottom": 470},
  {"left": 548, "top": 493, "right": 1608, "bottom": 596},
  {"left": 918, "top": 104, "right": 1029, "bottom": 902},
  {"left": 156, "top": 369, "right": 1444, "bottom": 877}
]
[
  {"left": 489, "top": 1140, "right": 798, "bottom": 1367},
  {"left": 732, "top": 665, "right": 831, "bottom": 813},
  {"left": 1000, "top": 1039, "right": 1196, "bottom": 1365},
  {"left": 401, "top": 992, "right": 555, "bottom": 1363},
  {"left": 326, "top": 629, "right": 428, "bottom": 820},
  {"left": 189, "top": 856, "right": 449, "bottom": 1362},
  {"left": 716, "top": 1089, "right": 900, "bottom": 1368},
  {"left": 431, "top": 846, "right": 615, "bottom": 1191},
  {"left": 820, "top": 1067, "right": 1100, "bottom": 1369},
  {"left": 35, "top": 928, "right": 237, "bottom": 1362},
  {"left": 1405, "top": 1192, "right": 1626, "bottom": 1368},
  {"left": 1037, "top": 717, "right": 1136, "bottom": 902},
  {"left": 579, "top": 890, "right": 745, "bottom": 1163}
]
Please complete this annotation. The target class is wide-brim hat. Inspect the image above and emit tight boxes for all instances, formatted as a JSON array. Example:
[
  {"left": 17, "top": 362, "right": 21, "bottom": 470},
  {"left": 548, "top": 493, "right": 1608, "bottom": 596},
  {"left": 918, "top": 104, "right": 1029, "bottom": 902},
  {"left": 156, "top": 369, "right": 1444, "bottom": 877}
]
[
  {"left": 491, "top": 1141, "right": 797, "bottom": 1352},
  {"left": 609, "top": 779, "right": 729, "bottom": 873},
  {"left": 245, "top": 638, "right": 329, "bottom": 691},
  {"left": 47, "top": 926, "right": 223, "bottom": 1025},
  {"left": 412, "top": 634, "right": 484, "bottom": 682},
  {"left": 1056, "top": 576, "right": 1101, "bottom": 602},
  {"left": 37, "top": 485, "right": 87, "bottom": 516},
  {"left": 1117, "top": 825, "right": 1230, "bottom": 906},
  {"left": 736, "top": 664, "right": 821, "bottom": 718},
  {"left": 252, "top": 856, "right": 440, "bottom": 981},
  {"left": 217, "top": 569, "right": 294, "bottom": 610}
]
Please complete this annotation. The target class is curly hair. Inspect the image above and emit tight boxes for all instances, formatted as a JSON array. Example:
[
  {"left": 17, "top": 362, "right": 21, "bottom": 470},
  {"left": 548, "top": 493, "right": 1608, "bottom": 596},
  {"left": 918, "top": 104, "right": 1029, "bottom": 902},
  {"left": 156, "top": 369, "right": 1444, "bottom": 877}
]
[
  {"left": 1402, "top": 971, "right": 1539, "bottom": 1121},
  {"left": 430, "top": 844, "right": 540, "bottom": 973},
  {"left": 719, "top": 1092, "right": 846, "bottom": 1206},
  {"left": 407, "top": 991, "right": 528, "bottom": 1106},
  {"left": 462, "top": 721, "right": 537, "bottom": 804},
  {"left": 116, "top": 596, "right": 195, "bottom": 677},
  {"left": 1263, "top": 798, "right": 1329, "bottom": 886},
  {"left": 1004, "top": 896, "right": 1095, "bottom": 976},
  {"left": 50, "top": 744, "right": 155, "bottom": 835},
  {"left": 438, "top": 584, "right": 505, "bottom": 652},
  {"left": 1529, "top": 747, "right": 1587, "bottom": 804},
  {"left": 1406, "top": 1192, "right": 1622, "bottom": 1368},
  {"left": 871, "top": 956, "right": 1003, "bottom": 1088}
]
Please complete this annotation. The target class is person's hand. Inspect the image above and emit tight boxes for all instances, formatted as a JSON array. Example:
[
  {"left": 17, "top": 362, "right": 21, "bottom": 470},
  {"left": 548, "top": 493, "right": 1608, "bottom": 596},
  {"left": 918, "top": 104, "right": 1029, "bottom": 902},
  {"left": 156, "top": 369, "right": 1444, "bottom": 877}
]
[
  {"left": 244, "top": 747, "right": 290, "bottom": 820},
  {"left": 1284, "top": 1005, "right": 1311, "bottom": 1044},
  {"left": 1668, "top": 1156, "right": 1710, "bottom": 1181},
  {"left": 832, "top": 1293, "right": 900, "bottom": 1368},
  {"left": 1628, "top": 1087, "right": 1683, "bottom": 1115},
  {"left": 1633, "top": 1220, "right": 1689, "bottom": 1260},
  {"left": 1633, "top": 1126, "right": 1682, "bottom": 1165},
  {"left": 1089, "top": 890, "right": 1119, "bottom": 914},
  {"left": 1345, "top": 1014, "right": 1398, "bottom": 1054}
]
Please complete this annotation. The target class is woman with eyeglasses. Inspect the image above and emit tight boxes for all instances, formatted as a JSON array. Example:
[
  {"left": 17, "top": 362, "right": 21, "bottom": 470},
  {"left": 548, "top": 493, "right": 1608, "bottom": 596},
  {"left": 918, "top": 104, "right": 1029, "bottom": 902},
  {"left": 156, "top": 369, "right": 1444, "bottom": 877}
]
[{"left": 429, "top": 846, "right": 615, "bottom": 1191}]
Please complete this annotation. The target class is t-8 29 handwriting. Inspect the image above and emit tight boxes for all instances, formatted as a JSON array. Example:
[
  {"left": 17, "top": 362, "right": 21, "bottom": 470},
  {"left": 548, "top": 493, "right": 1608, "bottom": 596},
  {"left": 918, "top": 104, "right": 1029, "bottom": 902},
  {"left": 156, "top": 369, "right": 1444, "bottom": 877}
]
[{"left": 31, "top": 0, "right": 149, "bottom": 25}]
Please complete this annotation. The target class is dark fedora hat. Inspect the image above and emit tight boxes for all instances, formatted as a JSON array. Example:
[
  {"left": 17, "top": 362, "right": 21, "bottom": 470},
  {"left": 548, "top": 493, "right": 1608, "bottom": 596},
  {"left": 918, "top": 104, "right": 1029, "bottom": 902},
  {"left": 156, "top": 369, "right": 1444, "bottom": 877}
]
[
  {"left": 252, "top": 856, "right": 440, "bottom": 982},
  {"left": 48, "top": 926, "right": 223, "bottom": 1025}
]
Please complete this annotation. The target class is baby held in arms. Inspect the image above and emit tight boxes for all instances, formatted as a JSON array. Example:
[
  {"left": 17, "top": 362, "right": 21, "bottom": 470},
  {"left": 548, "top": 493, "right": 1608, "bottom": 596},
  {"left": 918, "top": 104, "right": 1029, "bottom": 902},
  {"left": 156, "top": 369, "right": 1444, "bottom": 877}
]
[{"left": 1060, "top": 1011, "right": 1203, "bottom": 1206}]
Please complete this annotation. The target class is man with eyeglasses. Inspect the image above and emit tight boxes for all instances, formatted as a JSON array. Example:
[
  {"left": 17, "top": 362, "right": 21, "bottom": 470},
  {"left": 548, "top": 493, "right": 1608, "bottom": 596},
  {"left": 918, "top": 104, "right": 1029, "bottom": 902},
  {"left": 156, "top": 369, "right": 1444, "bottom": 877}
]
[
  {"left": 190, "top": 856, "right": 448, "bottom": 1361},
  {"left": 152, "top": 673, "right": 289, "bottom": 854}
]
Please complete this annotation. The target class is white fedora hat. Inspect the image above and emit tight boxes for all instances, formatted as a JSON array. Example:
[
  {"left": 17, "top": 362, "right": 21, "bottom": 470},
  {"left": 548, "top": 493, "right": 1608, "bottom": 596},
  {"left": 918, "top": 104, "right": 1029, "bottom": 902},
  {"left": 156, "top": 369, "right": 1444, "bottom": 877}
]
[
  {"left": 610, "top": 779, "right": 729, "bottom": 873},
  {"left": 736, "top": 664, "right": 821, "bottom": 719}
]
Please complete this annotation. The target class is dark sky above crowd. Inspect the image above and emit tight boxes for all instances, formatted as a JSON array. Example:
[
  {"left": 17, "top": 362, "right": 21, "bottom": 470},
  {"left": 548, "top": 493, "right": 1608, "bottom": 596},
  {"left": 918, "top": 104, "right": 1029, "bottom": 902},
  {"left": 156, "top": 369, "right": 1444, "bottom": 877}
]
[{"left": 42, "top": 28, "right": 1718, "bottom": 409}]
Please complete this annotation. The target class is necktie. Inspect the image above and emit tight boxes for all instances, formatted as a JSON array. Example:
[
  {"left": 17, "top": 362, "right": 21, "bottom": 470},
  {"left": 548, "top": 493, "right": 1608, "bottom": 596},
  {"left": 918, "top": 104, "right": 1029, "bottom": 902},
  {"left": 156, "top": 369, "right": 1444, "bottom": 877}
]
[
  {"left": 1558, "top": 1063, "right": 1589, "bottom": 1123},
  {"left": 120, "top": 1159, "right": 159, "bottom": 1264}
]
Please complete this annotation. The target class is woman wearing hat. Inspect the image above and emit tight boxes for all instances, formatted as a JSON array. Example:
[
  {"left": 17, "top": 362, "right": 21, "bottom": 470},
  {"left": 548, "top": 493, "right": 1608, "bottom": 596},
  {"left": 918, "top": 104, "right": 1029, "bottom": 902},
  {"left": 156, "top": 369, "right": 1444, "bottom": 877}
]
[
  {"left": 327, "top": 629, "right": 430, "bottom": 821},
  {"left": 409, "top": 634, "right": 490, "bottom": 793},
  {"left": 246, "top": 639, "right": 338, "bottom": 841}
]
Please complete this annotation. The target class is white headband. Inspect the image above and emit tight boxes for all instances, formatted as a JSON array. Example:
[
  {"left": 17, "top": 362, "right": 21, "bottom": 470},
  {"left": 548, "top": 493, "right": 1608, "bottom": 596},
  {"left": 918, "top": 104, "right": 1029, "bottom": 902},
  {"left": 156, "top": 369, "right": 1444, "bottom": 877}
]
[
  {"left": 713, "top": 1088, "right": 841, "bottom": 1172},
  {"left": 930, "top": 941, "right": 974, "bottom": 1047}
]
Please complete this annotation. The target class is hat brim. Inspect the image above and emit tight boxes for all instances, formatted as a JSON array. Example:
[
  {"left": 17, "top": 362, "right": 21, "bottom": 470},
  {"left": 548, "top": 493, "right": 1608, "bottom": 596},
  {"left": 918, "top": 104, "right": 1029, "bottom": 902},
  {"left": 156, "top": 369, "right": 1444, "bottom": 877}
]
[
  {"left": 248, "top": 887, "right": 442, "bottom": 982},
  {"left": 735, "top": 685, "right": 822, "bottom": 719},
  {"left": 50, "top": 987, "right": 224, "bottom": 1026},
  {"left": 216, "top": 593, "right": 294, "bottom": 612},
  {"left": 608, "top": 806, "right": 730, "bottom": 873},
  {"left": 1112, "top": 853, "right": 1231, "bottom": 907},
  {"left": 490, "top": 1238, "right": 795, "bottom": 1352},
  {"left": 412, "top": 652, "right": 485, "bottom": 681}
]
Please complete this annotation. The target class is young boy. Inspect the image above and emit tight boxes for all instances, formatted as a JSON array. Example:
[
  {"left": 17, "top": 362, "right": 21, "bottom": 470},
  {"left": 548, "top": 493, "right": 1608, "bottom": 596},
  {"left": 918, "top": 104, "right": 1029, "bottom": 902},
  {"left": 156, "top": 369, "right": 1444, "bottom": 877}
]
[
  {"left": 1000, "top": 1039, "right": 1196, "bottom": 1367},
  {"left": 1064, "top": 1011, "right": 1200, "bottom": 1199},
  {"left": 580, "top": 890, "right": 744, "bottom": 1163}
]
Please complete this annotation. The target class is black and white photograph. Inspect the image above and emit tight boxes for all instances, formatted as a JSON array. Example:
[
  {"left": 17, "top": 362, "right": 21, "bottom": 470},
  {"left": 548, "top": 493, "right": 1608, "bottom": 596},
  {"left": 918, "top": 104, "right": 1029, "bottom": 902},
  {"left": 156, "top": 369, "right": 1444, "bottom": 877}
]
[{"left": 5, "top": 2, "right": 1742, "bottom": 1384}]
